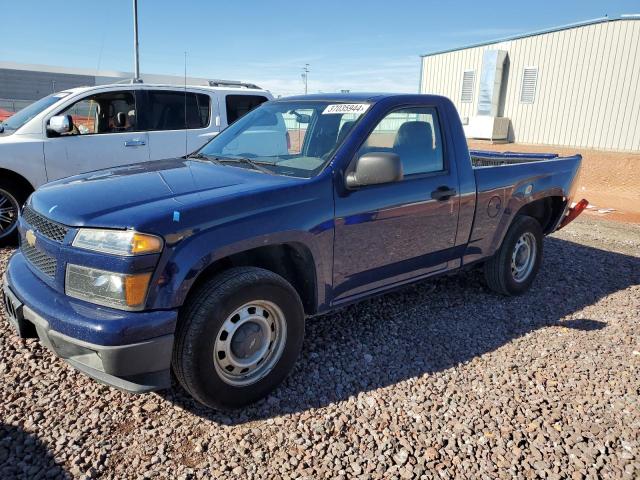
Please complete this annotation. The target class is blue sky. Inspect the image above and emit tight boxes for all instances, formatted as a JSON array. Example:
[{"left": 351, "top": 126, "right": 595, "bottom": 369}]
[{"left": 1, "top": 0, "right": 638, "bottom": 96}]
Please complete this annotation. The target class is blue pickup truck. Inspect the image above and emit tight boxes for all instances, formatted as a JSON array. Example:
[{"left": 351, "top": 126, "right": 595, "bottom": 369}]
[{"left": 2, "top": 93, "right": 587, "bottom": 409}]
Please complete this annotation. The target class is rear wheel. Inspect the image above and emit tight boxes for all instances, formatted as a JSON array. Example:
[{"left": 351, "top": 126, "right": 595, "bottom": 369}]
[
  {"left": 0, "top": 182, "right": 27, "bottom": 247},
  {"left": 484, "top": 215, "right": 543, "bottom": 295},
  {"left": 172, "top": 267, "right": 305, "bottom": 409}
]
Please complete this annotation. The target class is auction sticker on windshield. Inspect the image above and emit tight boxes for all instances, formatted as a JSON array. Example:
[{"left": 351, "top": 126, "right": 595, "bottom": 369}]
[{"left": 323, "top": 104, "right": 370, "bottom": 115}]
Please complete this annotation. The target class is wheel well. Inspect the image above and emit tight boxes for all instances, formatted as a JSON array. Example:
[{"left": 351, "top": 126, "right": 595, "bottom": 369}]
[
  {"left": 189, "top": 243, "right": 318, "bottom": 315},
  {"left": 516, "top": 196, "right": 566, "bottom": 233},
  {"left": 0, "top": 169, "right": 35, "bottom": 198}
]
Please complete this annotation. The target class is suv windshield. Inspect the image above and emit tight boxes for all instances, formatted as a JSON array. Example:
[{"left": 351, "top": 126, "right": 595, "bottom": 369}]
[
  {"left": 1, "top": 92, "right": 70, "bottom": 132},
  {"left": 197, "top": 100, "right": 370, "bottom": 178}
]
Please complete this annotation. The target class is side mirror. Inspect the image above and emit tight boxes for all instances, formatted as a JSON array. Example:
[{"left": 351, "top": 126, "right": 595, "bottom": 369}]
[
  {"left": 47, "top": 115, "right": 73, "bottom": 135},
  {"left": 289, "top": 110, "right": 312, "bottom": 124},
  {"left": 345, "top": 152, "right": 403, "bottom": 188}
]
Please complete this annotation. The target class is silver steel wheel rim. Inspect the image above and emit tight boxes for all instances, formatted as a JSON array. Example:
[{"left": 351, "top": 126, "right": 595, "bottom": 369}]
[
  {"left": 0, "top": 189, "right": 19, "bottom": 238},
  {"left": 213, "top": 300, "right": 287, "bottom": 387},
  {"left": 511, "top": 232, "right": 537, "bottom": 282}
]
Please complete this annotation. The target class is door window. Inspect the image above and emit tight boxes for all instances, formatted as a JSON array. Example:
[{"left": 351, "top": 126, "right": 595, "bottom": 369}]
[
  {"left": 359, "top": 107, "right": 444, "bottom": 176},
  {"left": 225, "top": 95, "right": 268, "bottom": 124},
  {"left": 146, "top": 91, "right": 211, "bottom": 131},
  {"left": 56, "top": 91, "right": 137, "bottom": 136}
]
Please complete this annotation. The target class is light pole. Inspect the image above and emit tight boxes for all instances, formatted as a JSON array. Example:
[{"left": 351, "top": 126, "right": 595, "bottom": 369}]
[
  {"left": 301, "top": 64, "right": 310, "bottom": 94},
  {"left": 132, "top": 0, "right": 141, "bottom": 82}
]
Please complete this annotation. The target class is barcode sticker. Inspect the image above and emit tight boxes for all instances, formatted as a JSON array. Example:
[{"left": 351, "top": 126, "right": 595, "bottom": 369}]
[{"left": 322, "top": 104, "right": 370, "bottom": 115}]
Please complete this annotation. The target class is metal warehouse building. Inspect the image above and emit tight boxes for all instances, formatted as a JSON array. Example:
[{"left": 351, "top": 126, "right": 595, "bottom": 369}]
[
  {"left": 419, "top": 16, "right": 640, "bottom": 151},
  {"left": 0, "top": 61, "right": 211, "bottom": 113}
]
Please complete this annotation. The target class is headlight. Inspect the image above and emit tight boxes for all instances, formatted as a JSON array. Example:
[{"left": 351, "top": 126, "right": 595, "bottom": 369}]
[
  {"left": 65, "top": 264, "right": 152, "bottom": 310},
  {"left": 73, "top": 229, "right": 163, "bottom": 256}
]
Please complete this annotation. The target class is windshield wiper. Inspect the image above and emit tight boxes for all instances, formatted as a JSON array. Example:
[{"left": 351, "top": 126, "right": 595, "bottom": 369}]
[
  {"left": 186, "top": 152, "right": 222, "bottom": 164},
  {"left": 214, "top": 156, "right": 277, "bottom": 174}
]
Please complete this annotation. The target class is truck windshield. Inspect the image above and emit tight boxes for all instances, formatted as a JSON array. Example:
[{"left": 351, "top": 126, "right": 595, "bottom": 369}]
[
  {"left": 1, "top": 92, "right": 70, "bottom": 132},
  {"left": 197, "top": 100, "right": 370, "bottom": 178}
]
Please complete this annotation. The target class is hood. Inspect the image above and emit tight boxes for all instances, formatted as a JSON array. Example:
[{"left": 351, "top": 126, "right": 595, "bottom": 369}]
[{"left": 30, "top": 158, "right": 300, "bottom": 229}]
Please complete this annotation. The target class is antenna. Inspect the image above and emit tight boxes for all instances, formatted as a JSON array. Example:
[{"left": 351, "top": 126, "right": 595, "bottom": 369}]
[
  {"left": 184, "top": 51, "right": 188, "bottom": 157},
  {"left": 132, "top": 0, "right": 142, "bottom": 83}
]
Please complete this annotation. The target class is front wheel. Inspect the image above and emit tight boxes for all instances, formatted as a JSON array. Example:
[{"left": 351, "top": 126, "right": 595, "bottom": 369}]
[
  {"left": 0, "top": 182, "right": 27, "bottom": 247},
  {"left": 484, "top": 215, "right": 543, "bottom": 295},
  {"left": 172, "top": 267, "right": 305, "bottom": 409}
]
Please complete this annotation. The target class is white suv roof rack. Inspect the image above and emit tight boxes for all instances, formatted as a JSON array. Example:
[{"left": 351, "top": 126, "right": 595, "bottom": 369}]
[{"left": 207, "top": 79, "right": 261, "bottom": 90}]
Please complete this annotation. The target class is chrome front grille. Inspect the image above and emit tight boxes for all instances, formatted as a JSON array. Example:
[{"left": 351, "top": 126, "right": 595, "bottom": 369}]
[
  {"left": 22, "top": 206, "right": 69, "bottom": 243},
  {"left": 21, "top": 242, "right": 57, "bottom": 278}
]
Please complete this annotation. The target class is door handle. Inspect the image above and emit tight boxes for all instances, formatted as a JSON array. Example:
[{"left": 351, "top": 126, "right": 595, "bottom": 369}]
[
  {"left": 124, "top": 139, "right": 146, "bottom": 147},
  {"left": 431, "top": 186, "right": 457, "bottom": 201}
]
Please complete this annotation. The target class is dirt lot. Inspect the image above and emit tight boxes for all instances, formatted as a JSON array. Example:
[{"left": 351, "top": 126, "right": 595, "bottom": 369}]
[
  {"left": 1, "top": 216, "right": 639, "bottom": 479},
  {"left": 468, "top": 141, "right": 640, "bottom": 222}
]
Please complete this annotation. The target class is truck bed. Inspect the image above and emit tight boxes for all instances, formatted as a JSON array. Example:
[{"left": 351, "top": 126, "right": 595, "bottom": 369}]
[{"left": 469, "top": 149, "right": 574, "bottom": 167}]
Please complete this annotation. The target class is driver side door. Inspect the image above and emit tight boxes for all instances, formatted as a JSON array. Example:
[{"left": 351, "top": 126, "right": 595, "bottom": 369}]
[
  {"left": 332, "top": 105, "right": 460, "bottom": 303},
  {"left": 43, "top": 90, "right": 149, "bottom": 181}
]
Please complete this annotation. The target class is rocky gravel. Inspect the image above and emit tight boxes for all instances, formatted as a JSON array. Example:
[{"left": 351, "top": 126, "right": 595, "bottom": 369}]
[{"left": 1, "top": 216, "right": 639, "bottom": 479}]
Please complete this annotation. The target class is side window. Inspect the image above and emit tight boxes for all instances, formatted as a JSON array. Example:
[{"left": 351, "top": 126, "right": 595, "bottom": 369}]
[
  {"left": 225, "top": 95, "right": 268, "bottom": 124},
  {"left": 359, "top": 107, "right": 444, "bottom": 176},
  {"left": 58, "top": 91, "right": 137, "bottom": 136},
  {"left": 147, "top": 91, "right": 210, "bottom": 131}
]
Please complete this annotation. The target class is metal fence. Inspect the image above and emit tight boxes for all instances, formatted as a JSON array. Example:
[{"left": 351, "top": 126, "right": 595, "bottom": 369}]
[{"left": 0, "top": 98, "right": 32, "bottom": 114}]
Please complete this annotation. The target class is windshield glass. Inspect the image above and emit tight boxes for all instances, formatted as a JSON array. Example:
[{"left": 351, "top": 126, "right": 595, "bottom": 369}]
[
  {"left": 197, "top": 100, "right": 370, "bottom": 178},
  {"left": 1, "top": 92, "right": 70, "bottom": 131}
]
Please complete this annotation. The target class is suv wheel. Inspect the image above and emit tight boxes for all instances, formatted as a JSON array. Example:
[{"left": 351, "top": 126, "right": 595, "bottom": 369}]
[
  {"left": 172, "top": 267, "right": 305, "bottom": 409},
  {"left": 0, "top": 182, "right": 26, "bottom": 247},
  {"left": 484, "top": 215, "right": 543, "bottom": 295}
]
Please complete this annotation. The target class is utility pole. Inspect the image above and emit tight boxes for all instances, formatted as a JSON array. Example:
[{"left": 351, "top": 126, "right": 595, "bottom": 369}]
[
  {"left": 132, "top": 0, "right": 142, "bottom": 82},
  {"left": 301, "top": 64, "right": 310, "bottom": 94}
]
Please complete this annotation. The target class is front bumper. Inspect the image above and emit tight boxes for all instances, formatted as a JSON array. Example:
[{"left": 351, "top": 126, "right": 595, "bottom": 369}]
[{"left": 3, "top": 252, "right": 178, "bottom": 393}]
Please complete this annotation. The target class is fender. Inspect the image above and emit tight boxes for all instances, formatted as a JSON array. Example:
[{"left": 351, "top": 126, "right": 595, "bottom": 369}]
[
  {"left": 153, "top": 228, "right": 333, "bottom": 311},
  {"left": 463, "top": 155, "right": 581, "bottom": 265},
  {"left": 145, "top": 175, "right": 336, "bottom": 311},
  {"left": 0, "top": 134, "right": 47, "bottom": 188}
]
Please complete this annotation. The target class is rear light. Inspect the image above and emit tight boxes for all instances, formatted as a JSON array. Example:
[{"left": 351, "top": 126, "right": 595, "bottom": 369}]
[{"left": 559, "top": 199, "right": 589, "bottom": 229}]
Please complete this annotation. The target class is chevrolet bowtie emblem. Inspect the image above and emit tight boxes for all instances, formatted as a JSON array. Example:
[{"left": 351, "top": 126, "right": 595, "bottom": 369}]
[{"left": 25, "top": 229, "right": 36, "bottom": 248}]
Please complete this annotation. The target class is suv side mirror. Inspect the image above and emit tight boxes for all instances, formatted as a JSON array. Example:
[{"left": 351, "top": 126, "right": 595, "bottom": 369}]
[
  {"left": 345, "top": 152, "right": 403, "bottom": 188},
  {"left": 47, "top": 115, "right": 73, "bottom": 135}
]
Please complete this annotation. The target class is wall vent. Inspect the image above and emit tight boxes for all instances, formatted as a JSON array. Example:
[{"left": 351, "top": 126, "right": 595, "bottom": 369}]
[
  {"left": 461, "top": 70, "right": 475, "bottom": 103},
  {"left": 520, "top": 67, "right": 538, "bottom": 103}
]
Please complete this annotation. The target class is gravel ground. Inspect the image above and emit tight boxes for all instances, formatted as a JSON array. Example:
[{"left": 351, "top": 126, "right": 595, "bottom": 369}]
[{"left": 1, "top": 216, "right": 638, "bottom": 479}]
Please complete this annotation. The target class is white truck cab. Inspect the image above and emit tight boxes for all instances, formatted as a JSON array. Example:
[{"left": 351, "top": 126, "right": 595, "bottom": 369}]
[{"left": 0, "top": 82, "right": 274, "bottom": 244}]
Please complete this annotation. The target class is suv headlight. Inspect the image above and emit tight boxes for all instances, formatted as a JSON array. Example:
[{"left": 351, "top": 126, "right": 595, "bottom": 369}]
[
  {"left": 65, "top": 264, "right": 152, "bottom": 310},
  {"left": 73, "top": 229, "right": 163, "bottom": 256}
]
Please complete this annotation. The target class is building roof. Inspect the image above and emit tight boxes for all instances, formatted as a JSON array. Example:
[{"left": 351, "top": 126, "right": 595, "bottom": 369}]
[{"left": 420, "top": 14, "right": 640, "bottom": 57}]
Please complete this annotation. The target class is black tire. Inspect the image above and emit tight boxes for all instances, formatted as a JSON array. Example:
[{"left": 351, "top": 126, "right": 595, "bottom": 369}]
[
  {"left": 0, "top": 181, "right": 28, "bottom": 247},
  {"left": 172, "top": 266, "right": 305, "bottom": 409},
  {"left": 484, "top": 215, "right": 543, "bottom": 296}
]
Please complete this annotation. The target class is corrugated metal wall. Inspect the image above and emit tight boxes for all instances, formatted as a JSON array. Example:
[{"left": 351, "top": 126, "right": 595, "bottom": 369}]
[
  {"left": 420, "top": 19, "right": 640, "bottom": 151},
  {"left": 0, "top": 69, "right": 95, "bottom": 101}
]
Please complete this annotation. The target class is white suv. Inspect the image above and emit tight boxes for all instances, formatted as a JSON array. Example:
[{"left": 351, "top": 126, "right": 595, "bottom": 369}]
[{"left": 0, "top": 82, "right": 274, "bottom": 244}]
